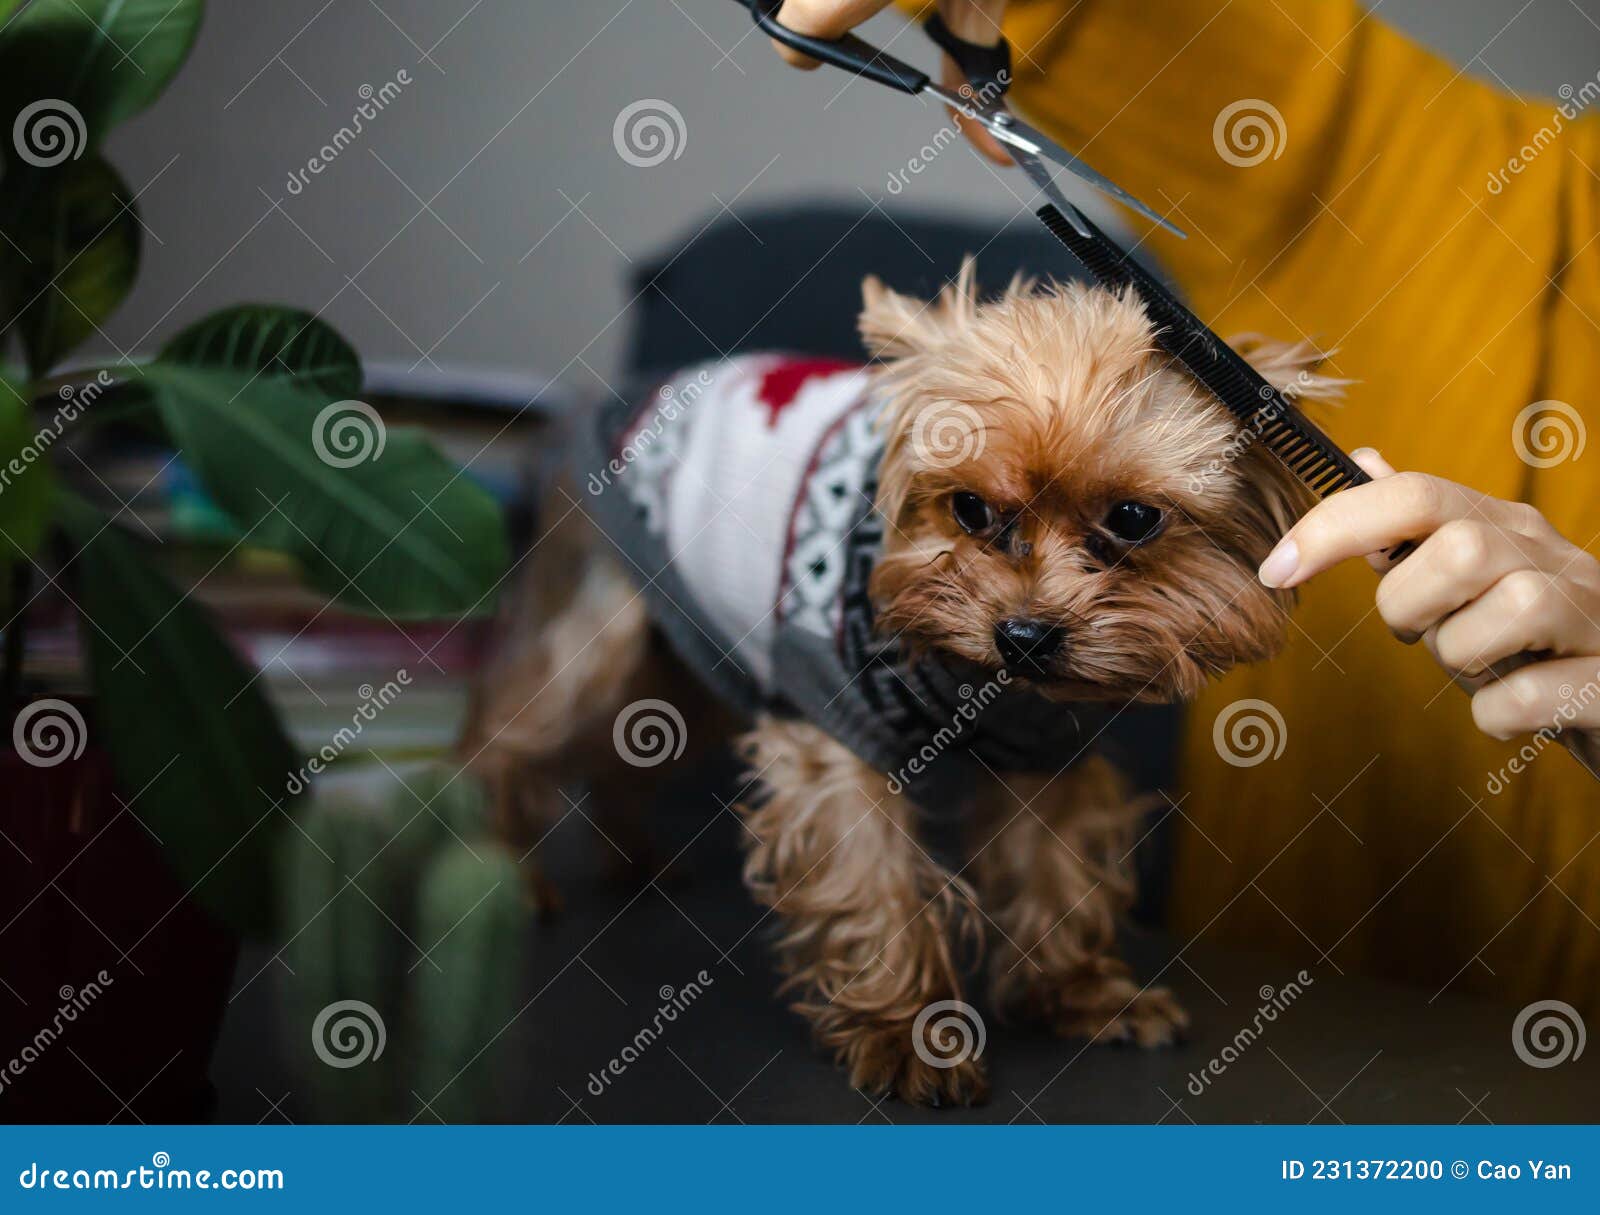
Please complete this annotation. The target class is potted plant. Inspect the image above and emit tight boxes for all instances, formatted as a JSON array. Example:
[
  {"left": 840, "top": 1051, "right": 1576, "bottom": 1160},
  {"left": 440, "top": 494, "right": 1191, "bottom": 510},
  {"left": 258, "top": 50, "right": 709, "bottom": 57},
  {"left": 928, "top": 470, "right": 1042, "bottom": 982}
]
[{"left": 0, "top": 0, "right": 509, "bottom": 1120}]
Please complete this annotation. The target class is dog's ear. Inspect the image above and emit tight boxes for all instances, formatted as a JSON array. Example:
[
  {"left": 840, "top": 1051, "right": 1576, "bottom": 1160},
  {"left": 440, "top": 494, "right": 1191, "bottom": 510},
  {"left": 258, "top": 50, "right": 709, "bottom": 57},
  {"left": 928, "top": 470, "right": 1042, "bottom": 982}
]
[
  {"left": 1232, "top": 334, "right": 1349, "bottom": 403},
  {"left": 857, "top": 275, "right": 931, "bottom": 359},
  {"left": 858, "top": 257, "right": 983, "bottom": 360},
  {"left": 1221, "top": 333, "right": 1350, "bottom": 559},
  {"left": 1233, "top": 436, "right": 1313, "bottom": 561},
  {"left": 1228, "top": 334, "right": 1348, "bottom": 566}
]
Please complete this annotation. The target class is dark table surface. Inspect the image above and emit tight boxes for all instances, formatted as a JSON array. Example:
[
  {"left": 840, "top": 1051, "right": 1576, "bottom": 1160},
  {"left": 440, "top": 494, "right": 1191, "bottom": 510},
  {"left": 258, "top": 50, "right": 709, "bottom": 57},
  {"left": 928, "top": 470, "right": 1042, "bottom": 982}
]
[{"left": 215, "top": 752, "right": 1599, "bottom": 1126}]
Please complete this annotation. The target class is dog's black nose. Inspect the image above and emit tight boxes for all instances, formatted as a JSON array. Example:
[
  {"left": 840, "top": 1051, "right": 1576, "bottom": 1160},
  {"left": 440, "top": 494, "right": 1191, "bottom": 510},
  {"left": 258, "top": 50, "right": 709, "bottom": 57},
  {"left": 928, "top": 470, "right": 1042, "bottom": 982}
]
[{"left": 993, "top": 618, "right": 1065, "bottom": 672}]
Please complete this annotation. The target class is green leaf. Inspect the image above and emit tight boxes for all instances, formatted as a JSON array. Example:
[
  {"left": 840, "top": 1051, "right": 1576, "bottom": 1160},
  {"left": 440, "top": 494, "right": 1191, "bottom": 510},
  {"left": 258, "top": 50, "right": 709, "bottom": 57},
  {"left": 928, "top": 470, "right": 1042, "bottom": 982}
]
[
  {"left": 9, "top": 154, "right": 140, "bottom": 377},
  {"left": 160, "top": 305, "right": 363, "bottom": 400},
  {"left": 0, "top": 0, "right": 204, "bottom": 148},
  {"left": 145, "top": 365, "right": 509, "bottom": 618},
  {"left": 56, "top": 492, "right": 300, "bottom": 938},
  {"left": 0, "top": 375, "right": 56, "bottom": 569}
]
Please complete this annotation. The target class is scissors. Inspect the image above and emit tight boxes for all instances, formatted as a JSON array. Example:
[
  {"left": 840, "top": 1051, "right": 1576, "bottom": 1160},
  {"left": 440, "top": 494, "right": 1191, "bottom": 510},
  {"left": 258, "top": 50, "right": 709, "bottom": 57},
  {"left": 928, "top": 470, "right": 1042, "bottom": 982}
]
[{"left": 733, "top": 0, "right": 1186, "bottom": 239}]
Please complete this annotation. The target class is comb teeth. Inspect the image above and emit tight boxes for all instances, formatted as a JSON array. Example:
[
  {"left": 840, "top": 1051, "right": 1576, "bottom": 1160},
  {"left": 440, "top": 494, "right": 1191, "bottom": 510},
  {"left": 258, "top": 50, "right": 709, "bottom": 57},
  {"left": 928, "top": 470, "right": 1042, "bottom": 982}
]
[{"left": 1034, "top": 205, "right": 1366, "bottom": 499}]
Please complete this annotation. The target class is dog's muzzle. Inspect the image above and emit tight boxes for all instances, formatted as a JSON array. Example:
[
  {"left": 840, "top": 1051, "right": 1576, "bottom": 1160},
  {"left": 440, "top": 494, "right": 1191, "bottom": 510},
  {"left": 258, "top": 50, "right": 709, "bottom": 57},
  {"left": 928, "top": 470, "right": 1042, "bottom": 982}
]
[{"left": 993, "top": 617, "right": 1066, "bottom": 675}]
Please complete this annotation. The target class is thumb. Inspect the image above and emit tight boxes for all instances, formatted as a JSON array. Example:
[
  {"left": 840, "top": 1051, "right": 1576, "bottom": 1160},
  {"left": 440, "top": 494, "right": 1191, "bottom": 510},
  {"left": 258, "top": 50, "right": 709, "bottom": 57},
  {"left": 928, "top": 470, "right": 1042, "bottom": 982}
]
[
  {"left": 936, "top": 0, "right": 1014, "bottom": 165},
  {"left": 938, "top": 0, "right": 1009, "bottom": 43},
  {"left": 939, "top": 53, "right": 1013, "bottom": 165}
]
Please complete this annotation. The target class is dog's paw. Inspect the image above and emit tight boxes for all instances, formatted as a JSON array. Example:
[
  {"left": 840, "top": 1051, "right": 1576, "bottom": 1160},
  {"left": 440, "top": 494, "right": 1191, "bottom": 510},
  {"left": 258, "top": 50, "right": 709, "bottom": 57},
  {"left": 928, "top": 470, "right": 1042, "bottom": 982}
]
[
  {"left": 842, "top": 1028, "right": 991, "bottom": 1108},
  {"left": 1055, "top": 985, "right": 1189, "bottom": 1048},
  {"left": 860, "top": 1049, "right": 991, "bottom": 1108}
]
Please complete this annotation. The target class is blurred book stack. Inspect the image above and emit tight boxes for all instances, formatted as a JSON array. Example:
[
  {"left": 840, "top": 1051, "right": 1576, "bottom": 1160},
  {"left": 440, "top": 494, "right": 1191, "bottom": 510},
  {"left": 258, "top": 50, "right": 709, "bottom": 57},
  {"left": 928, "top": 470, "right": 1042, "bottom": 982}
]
[{"left": 26, "top": 363, "right": 572, "bottom": 778}]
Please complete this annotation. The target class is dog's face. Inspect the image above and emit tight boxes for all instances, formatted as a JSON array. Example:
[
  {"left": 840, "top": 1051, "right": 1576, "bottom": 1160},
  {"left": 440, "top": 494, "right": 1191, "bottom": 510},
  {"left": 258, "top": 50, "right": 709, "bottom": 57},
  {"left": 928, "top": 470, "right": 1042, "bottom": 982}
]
[{"left": 863, "top": 265, "right": 1335, "bottom": 703}]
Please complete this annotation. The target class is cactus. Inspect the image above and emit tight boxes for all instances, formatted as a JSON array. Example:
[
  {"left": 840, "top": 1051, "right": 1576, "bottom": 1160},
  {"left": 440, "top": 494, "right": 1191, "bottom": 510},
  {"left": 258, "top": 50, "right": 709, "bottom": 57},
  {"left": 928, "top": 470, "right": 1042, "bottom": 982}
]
[
  {"left": 284, "top": 797, "right": 402, "bottom": 1121},
  {"left": 401, "top": 762, "right": 493, "bottom": 843},
  {"left": 280, "top": 764, "right": 529, "bottom": 1122},
  {"left": 411, "top": 839, "right": 525, "bottom": 1122}
]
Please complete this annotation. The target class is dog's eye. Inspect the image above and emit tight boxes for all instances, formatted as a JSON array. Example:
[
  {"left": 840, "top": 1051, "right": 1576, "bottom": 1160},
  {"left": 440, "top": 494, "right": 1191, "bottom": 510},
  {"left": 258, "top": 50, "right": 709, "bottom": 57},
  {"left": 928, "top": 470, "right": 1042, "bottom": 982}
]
[
  {"left": 951, "top": 491, "right": 995, "bottom": 535},
  {"left": 1104, "top": 500, "right": 1164, "bottom": 544}
]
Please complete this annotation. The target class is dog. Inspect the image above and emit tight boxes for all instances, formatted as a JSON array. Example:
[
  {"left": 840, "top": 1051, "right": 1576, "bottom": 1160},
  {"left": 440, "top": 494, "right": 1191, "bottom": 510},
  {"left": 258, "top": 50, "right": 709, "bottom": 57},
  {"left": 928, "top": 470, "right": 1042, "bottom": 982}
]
[{"left": 460, "top": 262, "right": 1339, "bottom": 1105}]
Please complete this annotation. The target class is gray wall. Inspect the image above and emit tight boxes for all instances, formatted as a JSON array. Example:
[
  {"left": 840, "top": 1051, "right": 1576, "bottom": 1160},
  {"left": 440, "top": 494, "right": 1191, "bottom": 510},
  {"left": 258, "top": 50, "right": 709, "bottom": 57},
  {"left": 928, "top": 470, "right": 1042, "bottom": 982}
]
[{"left": 103, "top": 1, "right": 1600, "bottom": 394}]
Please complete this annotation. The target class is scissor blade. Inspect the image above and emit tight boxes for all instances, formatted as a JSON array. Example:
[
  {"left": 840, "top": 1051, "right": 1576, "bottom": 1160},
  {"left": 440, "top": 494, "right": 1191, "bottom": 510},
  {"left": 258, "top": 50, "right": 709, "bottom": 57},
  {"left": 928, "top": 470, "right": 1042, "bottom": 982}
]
[
  {"left": 1013, "top": 147, "right": 1117, "bottom": 250},
  {"left": 929, "top": 84, "right": 1185, "bottom": 239},
  {"left": 1019, "top": 128, "right": 1185, "bottom": 239}
]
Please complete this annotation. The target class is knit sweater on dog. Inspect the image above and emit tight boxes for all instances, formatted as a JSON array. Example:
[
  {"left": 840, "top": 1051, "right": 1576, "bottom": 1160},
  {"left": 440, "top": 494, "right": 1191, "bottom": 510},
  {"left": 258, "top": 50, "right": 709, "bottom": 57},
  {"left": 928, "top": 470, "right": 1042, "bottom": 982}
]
[{"left": 579, "top": 354, "right": 1100, "bottom": 806}]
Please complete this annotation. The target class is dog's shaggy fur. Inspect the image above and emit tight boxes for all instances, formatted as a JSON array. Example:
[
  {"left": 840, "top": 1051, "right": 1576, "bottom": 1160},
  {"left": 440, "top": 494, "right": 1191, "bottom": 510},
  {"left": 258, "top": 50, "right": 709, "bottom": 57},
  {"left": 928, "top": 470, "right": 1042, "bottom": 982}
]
[{"left": 460, "top": 264, "right": 1339, "bottom": 1105}]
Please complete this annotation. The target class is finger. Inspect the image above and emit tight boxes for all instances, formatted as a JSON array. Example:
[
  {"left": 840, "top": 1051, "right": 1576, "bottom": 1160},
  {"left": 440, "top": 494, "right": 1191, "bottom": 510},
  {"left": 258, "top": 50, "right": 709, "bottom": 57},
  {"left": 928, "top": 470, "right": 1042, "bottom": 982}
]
[
  {"left": 1432, "top": 569, "right": 1600, "bottom": 677},
  {"left": 939, "top": 0, "right": 1011, "bottom": 42},
  {"left": 936, "top": 0, "right": 1013, "bottom": 164},
  {"left": 1372, "top": 519, "right": 1553, "bottom": 644},
  {"left": 1259, "top": 470, "right": 1503, "bottom": 589},
  {"left": 1471, "top": 656, "right": 1600, "bottom": 740},
  {"left": 1349, "top": 446, "right": 1396, "bottom": 479},
  {"left": 771, "top": 0, "right": 894, "bottom": 68},
  {"left": 939, "top": 54, "right": 1013, "bottom": 164},
  {"left": 1348, "top": 447, "right": 1396, "bottom": 573}
]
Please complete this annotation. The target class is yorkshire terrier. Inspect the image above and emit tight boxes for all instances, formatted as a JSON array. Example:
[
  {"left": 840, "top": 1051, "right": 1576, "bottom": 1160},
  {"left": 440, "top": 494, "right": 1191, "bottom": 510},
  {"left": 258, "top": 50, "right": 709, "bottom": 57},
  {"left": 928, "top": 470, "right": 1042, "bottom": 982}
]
[{"left": 460, "top": 262, "right": 1337, "bottom": 1105}]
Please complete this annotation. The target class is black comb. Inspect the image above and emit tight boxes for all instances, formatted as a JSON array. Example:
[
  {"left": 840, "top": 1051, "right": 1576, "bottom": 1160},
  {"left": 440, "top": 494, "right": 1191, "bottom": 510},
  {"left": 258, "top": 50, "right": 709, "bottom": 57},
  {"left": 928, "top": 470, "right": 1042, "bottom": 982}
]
[{"left": 1035, "top": 203, "right": 1370, "bottom": 499}]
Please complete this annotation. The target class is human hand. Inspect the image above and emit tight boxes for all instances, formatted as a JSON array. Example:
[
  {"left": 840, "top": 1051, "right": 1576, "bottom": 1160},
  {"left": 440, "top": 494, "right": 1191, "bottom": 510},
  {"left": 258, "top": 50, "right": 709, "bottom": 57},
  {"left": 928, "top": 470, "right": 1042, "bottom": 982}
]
[
  {"left": 772, "top": 0, "right": 1013, "bottom": 163},
  {"left": 1257, "top": 448, "right": 1600, "bottom": 775}
]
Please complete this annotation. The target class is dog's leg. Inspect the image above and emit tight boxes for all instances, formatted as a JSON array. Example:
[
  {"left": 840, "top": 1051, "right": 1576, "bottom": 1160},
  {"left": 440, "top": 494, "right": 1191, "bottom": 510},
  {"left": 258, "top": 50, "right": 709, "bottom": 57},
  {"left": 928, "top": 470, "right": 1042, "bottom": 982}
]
[
  {"left": 975, "top": 758, "right": 1188, "bottom": 1046},
  {"left": 458, "top": 542, "right": 654, "bottom": 914},
  {"left": 738, "top": 718, "right": 987, "bottom": 1106},
  {"left": 580, "top": 635, "right": 734, "bottom": 890}
]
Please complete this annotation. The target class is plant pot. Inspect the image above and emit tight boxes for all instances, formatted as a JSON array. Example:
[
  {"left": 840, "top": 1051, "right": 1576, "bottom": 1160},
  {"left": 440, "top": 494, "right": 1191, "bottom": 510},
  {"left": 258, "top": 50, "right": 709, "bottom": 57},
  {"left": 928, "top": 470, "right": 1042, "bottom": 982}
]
[{"left": 0, "top": 697, "right": 238, "bottom": 1122}]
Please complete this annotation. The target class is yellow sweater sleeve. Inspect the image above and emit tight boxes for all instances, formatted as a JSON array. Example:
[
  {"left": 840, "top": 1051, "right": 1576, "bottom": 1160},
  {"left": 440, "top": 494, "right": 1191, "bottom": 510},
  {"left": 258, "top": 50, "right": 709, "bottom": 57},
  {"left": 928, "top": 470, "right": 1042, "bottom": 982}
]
[{"left": 994, "top": 0, "right": 1550, "bottom": 299}]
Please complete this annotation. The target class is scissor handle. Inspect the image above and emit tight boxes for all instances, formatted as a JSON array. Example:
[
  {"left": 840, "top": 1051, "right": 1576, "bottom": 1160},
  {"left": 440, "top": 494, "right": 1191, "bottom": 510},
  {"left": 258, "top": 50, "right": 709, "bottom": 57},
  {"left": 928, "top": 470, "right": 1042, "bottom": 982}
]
[
  {"left": 922, "top": 11, "right": 1011, "bottom": 98},
  {"left": 737, "top": 0, "right": 930, "bottom": 95}
]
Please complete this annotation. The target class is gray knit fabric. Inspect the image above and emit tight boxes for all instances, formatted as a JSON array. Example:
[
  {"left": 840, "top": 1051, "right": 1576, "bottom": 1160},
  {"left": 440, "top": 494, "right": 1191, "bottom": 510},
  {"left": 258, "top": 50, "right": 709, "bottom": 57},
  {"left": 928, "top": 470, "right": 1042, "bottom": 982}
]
[{"left": 575, "top": 366, "right": 1104, "bottom": 810}]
